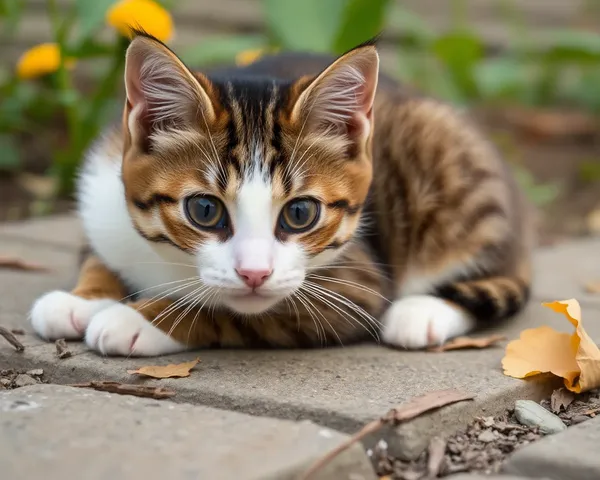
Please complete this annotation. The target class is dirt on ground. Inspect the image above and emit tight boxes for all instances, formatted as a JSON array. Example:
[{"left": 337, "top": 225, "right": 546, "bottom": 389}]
[{"left": 373, "top": 388, "right": 600, "bottom": 479}]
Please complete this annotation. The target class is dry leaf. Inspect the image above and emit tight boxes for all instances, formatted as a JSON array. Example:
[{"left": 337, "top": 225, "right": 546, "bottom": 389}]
[
  {"left": 584, "top": 281, "right": 600, "bottom": 294},
  {"left": 0, "top": 255, "right": 50, "bottom": 272},
  {"left": 128, "top": 357, "right": 200, "bottom": 379},
  {"left": 502, "top": 299, "right": 600, "bottom": 393},
  {"left": 550, "top": 387, "right": 575, "bottom": 413},
  {"left": 429, "top": 334, "right": 506, "bottom": 352},
  {"left": 55, "top": 338, "right": 71, "bottom": 359}
]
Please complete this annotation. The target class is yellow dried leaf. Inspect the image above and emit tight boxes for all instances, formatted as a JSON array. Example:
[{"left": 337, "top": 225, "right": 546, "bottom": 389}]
[
  {"left": 128, "top": 357, "right": 200, "bottom": 379},
  {"left": 429, "top": 334, "right": 506, "bottom": 352},
  {"left": 502, "top": 299, "right": 600, "bottom": 393}
]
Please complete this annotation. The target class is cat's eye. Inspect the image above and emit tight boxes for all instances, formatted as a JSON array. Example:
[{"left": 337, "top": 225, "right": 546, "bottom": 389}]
[
  {"left": 279, "top": 198, "right": 320, "bottom": 233},
  {"left": 185, "top": 195, "right": 228, "bottom": 229}
]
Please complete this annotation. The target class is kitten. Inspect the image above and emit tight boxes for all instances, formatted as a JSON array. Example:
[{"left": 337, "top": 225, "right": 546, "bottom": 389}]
[{"left": 30, "top": 32, "right": 533, "bottom": 356}]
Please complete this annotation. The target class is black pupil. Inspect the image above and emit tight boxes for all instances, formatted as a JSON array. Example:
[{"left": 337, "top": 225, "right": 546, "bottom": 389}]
[
  {"left": 196, "top": 198, "right": 217, "bottom": 223},
  {"left": 290, "top": 201, "right": 310, "bottom": 226}
]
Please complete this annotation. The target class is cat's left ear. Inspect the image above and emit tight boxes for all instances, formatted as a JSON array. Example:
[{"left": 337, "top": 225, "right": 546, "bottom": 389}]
[{"left": 291, "top": 43, "right": 379, "bottom": 140}]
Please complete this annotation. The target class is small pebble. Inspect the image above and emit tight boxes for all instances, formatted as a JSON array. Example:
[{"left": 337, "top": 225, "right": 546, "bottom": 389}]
[
  {"left": 26, "top": 369, "right": 44, "bottom": 377},
  {"left": 14, "top": 374, "right": 38, "bottom": 388},
  {"left": 478, "top": 430, "right": 496, "bottom": 443},
  {"left": 570, "top": 415, "right": 590, "bottom": 425},
  {"left": 514, "top": 400, "right": 567, "bottom": 434},
  {"left": 0, "top": 378, "right": 10, "bottom": 387}
]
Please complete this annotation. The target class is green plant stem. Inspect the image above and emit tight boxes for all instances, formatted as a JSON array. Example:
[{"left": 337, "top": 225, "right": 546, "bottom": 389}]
[
  {"left": 81, "top": 37, "right": 127, "bottom": 147},
  {"left": 47, "top": 0, "right": 81, "bottom": 193}
]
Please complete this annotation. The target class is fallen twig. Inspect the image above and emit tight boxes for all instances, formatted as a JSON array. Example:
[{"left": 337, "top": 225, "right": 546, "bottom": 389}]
[
  {"left": 0, "top": 255, "right": 50, "bottom": 272},
  {"left": 11, "top": 328, "right": 25, "bottom": 335},
  {"left": 66, "top": 381, "right": 175, "bottom": 399},
  {"left": 300, "top": 388, "right": 474, "bottom": 479},
  {"left": 0, "top": 326, "right": 25, "bottom": 352},
  {"left": 55, "top": 338, "right": 72, "bottom": 359}
]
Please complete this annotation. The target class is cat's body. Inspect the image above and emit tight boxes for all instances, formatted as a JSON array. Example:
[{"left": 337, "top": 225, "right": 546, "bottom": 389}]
[{"left": 30, "top": 34, "right": 533, "bottom": 356}]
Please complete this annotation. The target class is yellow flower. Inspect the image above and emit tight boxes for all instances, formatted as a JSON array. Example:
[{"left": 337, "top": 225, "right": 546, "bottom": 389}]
[
  {"left": 107, "top": 0, "right": 174, "bottom": 43},
  {"left": 16, "top": 43, "right": 70, "bottom": 80},
  {"left": 236, "top": 48, "right": 275, "bottom": 66}
]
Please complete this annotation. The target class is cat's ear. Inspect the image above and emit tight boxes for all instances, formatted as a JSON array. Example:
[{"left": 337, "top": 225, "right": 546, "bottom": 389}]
[
  {"left": 291, "top": 43, "right": 379, "bottom": 140},
  {"left": 124, "top": 33, "right": 216, "bottom": 151}
]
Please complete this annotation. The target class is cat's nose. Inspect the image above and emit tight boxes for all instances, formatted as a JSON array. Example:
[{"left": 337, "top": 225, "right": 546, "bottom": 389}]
[{"left": 236, "top": 268, "right": 272, "bottom": 288}]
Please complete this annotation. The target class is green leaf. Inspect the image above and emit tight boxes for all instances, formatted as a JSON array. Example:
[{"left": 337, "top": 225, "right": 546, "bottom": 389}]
[
  {"left": 432, "top": 30, "right": 484, "bottom": 100},
  {"left": 474, "top": 57, "right": 529, "bottom": 100},
  {"left": 262, "top": 0, "right": 345, "bottom": 52},
  {"left": 540, "top": 29, "right": 600, "bottom": 64},
  {"left": 75, "top": 0, "right": 114, "bottom": 40},
  {"left": 0, "top": 134, "right": 21, "bottom": 171},
  {"left": 0, "top": 0, "right": 23, "bottom": 36},
  {"left": 179, "top": 35, "right": 268, "bottom": 67},
  {"left": 333, "top": 0, "right": 391, "bottom": 54},
  {"left": 69, "top": 39, "right": 115, "bottom": 59}
]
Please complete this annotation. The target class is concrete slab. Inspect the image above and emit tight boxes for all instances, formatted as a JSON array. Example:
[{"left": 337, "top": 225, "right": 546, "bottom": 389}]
[
  {"left": 0, "top": 384, "right": 375, "bottom": 480},
  {"left": 532, "top": 237, "right": 600, "bottom": 307},
  {"left": 2, "top": 216, "right": 599, "bottom": 461},
  {"left": 0, "top": 213, "right": 83, "bottom": 250},
  {"left": 502, "top": 416, "right": 600, "bottom": 480}
]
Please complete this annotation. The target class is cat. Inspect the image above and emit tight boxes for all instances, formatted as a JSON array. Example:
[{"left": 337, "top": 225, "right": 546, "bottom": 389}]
[{"left": 30, "top": 31, "right": 534, "bottom": 356}]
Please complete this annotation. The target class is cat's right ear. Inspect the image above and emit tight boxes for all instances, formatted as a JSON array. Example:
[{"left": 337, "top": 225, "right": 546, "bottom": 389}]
[{"left": 124, "top": 34, "right": 216, "bottom": 152}]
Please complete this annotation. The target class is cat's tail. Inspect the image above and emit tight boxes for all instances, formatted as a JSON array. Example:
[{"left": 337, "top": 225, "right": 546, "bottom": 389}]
[{"left": 433, "top": 271, "right": 531, "bottom": 323}]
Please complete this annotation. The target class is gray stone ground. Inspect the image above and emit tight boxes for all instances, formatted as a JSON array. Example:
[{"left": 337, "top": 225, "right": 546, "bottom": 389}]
[
  {"left": 0, "top": 384, "right": 374, "bottom": 480},
  {"left": 1, "top": 215, "right": 600, "bottom": 478}
]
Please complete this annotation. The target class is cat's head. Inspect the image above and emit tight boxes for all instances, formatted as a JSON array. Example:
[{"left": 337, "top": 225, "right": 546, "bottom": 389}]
[{"left": 121, "top": 32, "right": 379, "bottom": 314}]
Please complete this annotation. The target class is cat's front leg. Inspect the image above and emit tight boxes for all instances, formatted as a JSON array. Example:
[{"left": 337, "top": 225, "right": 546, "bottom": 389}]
[
  {"left": 31, "top": 256, "right": 126, "bottom": 340},
  {"left": 84, "top": 299, "right": 195, "bottom": 357}
]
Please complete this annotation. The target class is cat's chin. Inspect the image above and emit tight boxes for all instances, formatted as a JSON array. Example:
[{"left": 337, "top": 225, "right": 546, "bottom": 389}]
[{"left": 222, "top": 293, "right": 282, "bottom": 315}]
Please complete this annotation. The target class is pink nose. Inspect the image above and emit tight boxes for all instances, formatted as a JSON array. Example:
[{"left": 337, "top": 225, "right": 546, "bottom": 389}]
[{"left": 235, "top": 268, "right": 272, "bottom": 288}]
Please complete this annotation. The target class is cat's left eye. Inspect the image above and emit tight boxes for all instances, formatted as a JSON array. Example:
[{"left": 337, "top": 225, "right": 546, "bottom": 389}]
[
  {"left": 185, "top": 195, "right": 228, "bottom": 230},
  {"left": 278, "top": 198, "right": 320, "bottom": 233}
]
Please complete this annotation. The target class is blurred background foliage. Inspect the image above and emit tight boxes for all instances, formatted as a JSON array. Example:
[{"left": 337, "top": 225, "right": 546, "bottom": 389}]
[{"left": 0, "top": 0, "right": 599, "bottom": 240}]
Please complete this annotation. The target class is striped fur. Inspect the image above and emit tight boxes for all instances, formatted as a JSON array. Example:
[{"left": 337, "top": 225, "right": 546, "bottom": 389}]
[{"left": 29, "top": 32, "right": 533, "bottom": 356}]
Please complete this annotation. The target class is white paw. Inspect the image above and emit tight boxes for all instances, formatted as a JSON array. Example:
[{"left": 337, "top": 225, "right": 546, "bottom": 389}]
[
  {"left": 30, "top": 291, "right": 116, "bottom": 340},
  {"left": 85, "top": 303, "right": 186, "bottom": 357},
  {"left": 381, "top": 295, "right": 475, "bottom": 349}
]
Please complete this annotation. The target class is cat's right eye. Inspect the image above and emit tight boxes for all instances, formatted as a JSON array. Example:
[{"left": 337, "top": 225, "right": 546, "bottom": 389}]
[{"left": 185, "top": 195, "right": 228, "bottom": 230}]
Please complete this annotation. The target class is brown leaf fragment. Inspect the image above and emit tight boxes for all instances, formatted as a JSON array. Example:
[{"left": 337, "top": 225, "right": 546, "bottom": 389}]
[
  {"left": 10, "top": 328, "right": 25, "bottom": 335},
  {"left": 429, "top": 334, "right": 506, "bottom": 352},
  {"left": 67, "top": 381, "right": 175, "bottom": 399},
  {"left": 427, "top": 436, "right": 447, "bottom": 477},
  {"left": 55, "top": 338, "right": 71, "bottom": 359},
  {"left": 0, "top": 326, "right": 25, "bottom": 352},
  {"left": 300, "top": 388, "right": 474, "bottom": 480},
  {"left": 0, "top": 255, "right": 50, "bottom": 272},
  {"left": 127, "top": 357, "right": 200, "bottom": 379},
  {"left": 584, "top": 281, "right": 600, "bottom": 294},
  {"left": 550, "top": 387, "right": 576, "bottom": 413}
]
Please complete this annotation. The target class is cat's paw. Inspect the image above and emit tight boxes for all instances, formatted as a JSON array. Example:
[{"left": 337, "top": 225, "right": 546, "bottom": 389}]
[
  {"left": 85, "top": 303, "right": 186, "bottom": 357},
  {"left": 31, "top": 291, "right": 116, "bottom": 340},
  {"left": 381, "top": 295, "right": 475, "bottom": 349}
]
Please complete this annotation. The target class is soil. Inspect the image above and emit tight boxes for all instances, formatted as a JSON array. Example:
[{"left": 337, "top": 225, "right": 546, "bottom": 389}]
[
  {"left": 373, "top": 388, "right": 600, "bottom": 479},
  {"left": 0, "top": 368, "right": 47, "bottom": 390},
  {"left": 1, "top": 106, "right": 599, "bottom": 247}
]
